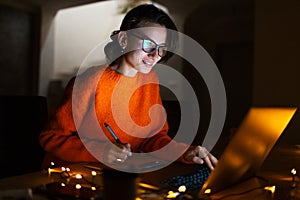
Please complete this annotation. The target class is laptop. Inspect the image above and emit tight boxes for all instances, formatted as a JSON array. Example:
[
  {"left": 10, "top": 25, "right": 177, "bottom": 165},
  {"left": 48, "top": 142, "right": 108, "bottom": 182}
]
[{"left": 198, "top": 107, "right": 297, "bottom": 198}]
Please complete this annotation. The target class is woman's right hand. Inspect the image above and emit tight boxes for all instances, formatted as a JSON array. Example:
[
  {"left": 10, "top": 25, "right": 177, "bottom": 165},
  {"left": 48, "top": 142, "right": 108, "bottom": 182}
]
[{"left": 105, "top": 143, "right": 132, "bottom": 164}]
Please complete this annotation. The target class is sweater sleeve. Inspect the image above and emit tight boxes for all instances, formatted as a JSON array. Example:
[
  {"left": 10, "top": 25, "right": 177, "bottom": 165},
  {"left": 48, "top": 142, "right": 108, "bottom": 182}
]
[
  {"left": 138, "top": 119, "right": 193, "bottom": 163},
  {"left": 39, "top": 68, "right": 107, "bottom": 166}
]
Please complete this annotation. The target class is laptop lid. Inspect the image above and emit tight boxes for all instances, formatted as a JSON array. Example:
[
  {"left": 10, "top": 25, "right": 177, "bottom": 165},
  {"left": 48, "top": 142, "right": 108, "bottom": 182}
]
[{"left": 199, "top": 107, "right": 297, "bottom": 197}]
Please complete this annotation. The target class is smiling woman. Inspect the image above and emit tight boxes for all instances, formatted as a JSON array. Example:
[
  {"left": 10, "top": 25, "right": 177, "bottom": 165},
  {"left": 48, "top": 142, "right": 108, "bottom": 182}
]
[
  {"left": 112, "top": 24, "right": 168, "bottom": 76},
  {"left": 39, "top": 4, "right": 218, "bottom": 171}
]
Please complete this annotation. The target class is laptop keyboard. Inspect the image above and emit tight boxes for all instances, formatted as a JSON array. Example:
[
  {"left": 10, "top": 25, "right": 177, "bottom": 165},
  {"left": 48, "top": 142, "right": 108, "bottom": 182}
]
[{"left": 162, "top": 165, "right": 211, "bottom": 192}]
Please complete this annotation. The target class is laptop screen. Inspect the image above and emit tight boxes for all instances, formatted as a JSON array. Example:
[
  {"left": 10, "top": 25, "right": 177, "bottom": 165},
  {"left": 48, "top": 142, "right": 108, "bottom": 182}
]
[{"left": 199, "top": 107, "right": 297, "bottom": 196}]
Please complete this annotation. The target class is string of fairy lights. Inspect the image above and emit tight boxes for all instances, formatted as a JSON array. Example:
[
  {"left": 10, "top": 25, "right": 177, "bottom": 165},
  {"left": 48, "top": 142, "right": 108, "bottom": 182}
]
[
  {"left": 46, "top": 162, "right": 299, "bottom": 199},
  {"left": 47, "top": 162, "right": 102, "bottom": 197}
]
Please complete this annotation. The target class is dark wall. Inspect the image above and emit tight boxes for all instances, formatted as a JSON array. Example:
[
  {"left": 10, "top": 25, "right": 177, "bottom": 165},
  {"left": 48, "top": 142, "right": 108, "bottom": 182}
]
[
  {"left": 0, "top": 4, "right": 40, "bottom": 95},
  {"left": 0, "top": 3, "right": 44, "bottom": 177},
  {"left": 183, "top": 0, "right": 255, "bottom": 152}
]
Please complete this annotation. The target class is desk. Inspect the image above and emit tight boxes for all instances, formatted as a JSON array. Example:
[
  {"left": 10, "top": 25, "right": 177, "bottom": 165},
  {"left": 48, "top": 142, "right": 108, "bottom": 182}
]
[{"left": 0, "top": 145, "right": 299, "bottom": 199}]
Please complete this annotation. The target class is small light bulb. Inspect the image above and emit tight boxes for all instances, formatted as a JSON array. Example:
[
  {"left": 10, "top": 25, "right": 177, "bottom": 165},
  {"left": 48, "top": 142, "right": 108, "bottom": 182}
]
[
  {"left": 76, "top": 184, "right": 81, "bottom": 190},
  {"left": 91, "top": 171, "right": 97, "bottom": 176},
  {"left": 61, "top": 183, "right": 66, "bottom": 187},
  {"left": 48, "top": 168, "right": 55, "bottom": 175},
  {"left": 91, "top": 186, "right": 96, "bottom": 191},
  {"left": 75, "top": 174, "right": 83, "bottom": 179},
  {"left": 291, "top": 168, "right": 297, "bottom": 175},
  {"left": 264, "top": 185, "right": 276, "bottom": 194},
  {"left": 204, "top": 188, "right": 211, "bottom": 194},
  {"left": 178, "top": 185, "right": 186, "bottom": 193},
  {"left": 166, "top": 191, "right": 180, "bottom": 198},
  {"left": 168, "top": 191, "right": 174, "bottom": 195},
  {"left": 61, "top": 167, "right": 66, "bottom": 171},
  {"left": 66, "top": 167, "right": 71, "bottom": 172}
]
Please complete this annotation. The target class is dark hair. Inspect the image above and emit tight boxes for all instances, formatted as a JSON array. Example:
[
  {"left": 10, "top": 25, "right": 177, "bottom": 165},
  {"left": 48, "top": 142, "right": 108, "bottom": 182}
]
[{"left": 105, "top": 4, "right": 178, "bottom": 65}]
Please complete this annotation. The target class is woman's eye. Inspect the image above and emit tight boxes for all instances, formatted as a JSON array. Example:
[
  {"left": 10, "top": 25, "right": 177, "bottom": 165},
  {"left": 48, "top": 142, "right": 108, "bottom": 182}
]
[{"left": 143, "top": 40, "right": 155, "bottom": 48}]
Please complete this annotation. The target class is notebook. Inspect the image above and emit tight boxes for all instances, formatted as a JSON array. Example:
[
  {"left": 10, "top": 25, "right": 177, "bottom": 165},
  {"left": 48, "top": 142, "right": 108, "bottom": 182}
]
[{"left": 198, "top": 107, "right": 297, "bottom": 198}]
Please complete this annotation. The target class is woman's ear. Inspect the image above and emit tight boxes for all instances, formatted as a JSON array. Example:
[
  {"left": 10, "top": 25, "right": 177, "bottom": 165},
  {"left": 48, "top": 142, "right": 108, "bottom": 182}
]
[{"left": 118, "top": 31, "right": 128, "bottom": 49}]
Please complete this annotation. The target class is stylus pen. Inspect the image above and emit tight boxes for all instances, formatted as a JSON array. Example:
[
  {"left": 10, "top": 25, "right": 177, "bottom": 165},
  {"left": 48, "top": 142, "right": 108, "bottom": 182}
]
[{"left": 104, "top": 122, "right": 124, "bottom": 145}]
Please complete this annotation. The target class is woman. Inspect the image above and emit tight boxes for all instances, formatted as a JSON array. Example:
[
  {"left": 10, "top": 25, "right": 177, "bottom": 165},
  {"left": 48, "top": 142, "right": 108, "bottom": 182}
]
[{"left": 40, "top": 4, "right": 218, "bottom": 170}]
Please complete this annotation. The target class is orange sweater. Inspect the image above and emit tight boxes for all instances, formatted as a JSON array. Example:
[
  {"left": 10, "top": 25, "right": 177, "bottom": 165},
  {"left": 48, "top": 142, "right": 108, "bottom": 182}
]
[{"left": 40, "top": 65, "right": 189, "bottom": 168}]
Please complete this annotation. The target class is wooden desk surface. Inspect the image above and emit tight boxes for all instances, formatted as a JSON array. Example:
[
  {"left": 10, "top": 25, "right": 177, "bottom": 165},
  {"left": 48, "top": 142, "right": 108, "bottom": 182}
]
[{"left": 0, "top": 144, "right": 299, "bottom": 199}]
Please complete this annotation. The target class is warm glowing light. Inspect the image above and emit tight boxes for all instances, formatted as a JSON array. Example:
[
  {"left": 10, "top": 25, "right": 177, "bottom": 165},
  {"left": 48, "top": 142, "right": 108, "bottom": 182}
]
[
  {"left": 168, "top": 191, "right": 174, "bottom": 195},
  {"left": 135, "top": 198, "right": 143, "bottom": 200},
  {"left": 66, "top": 167, "right": 71, "bottom": 172},
  {"left": 48, "top": 168, "right": 54, "bottom": 175},
  {"left": 91, "top": 186, "right": 97, "bottom": 191},
  {"left": 178, "top": 185, "right": 186, "bottom": 193},
  {"left": 61, "top": 183, "right": 66, "bottom": 187},
  {"left": 291, "top": 168, "right": 297, "bottom": 175},
  {"left": 75, "top": 174, "right": 83, "bottom": 179},
  {"left": 204, "top": 189, "right": 211, "bottom": 194},
  {"left": 61, "top": 167, "right": 66, "bottom": 171},
  {"left": 139, "top": 182, "right": 160, "bottom": 190},
  {"left": 91, "top": 171, "right": 97, "bottom": 176},
  {"left": 76, "top": 184, "right": 81, "bottom": 190},
  {"left": 166, "top": 191, "right": 180, "bottom": 198},
  {"left": 264, "top": 185, "right": 276, "bottom": 194},
  {"left": 50, "top": 162, "right": 55, "bottom": 166}
]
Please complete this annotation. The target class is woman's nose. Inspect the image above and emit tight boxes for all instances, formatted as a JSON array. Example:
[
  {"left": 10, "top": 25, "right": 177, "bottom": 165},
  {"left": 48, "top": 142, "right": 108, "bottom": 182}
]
[{"left": 148, "top": 48, "right": 160, "bottom": 59}]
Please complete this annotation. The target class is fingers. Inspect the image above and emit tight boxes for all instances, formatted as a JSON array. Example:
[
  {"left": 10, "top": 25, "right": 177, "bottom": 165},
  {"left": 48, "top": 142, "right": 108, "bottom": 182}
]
[
  {"left": 107, "top": 143, "right": 132, "bottom": 163},
  {"left": 202, "top": 155, "right": 214, "bottom": 170},
  {"left": 124, "top": 143, "right": 132, "bottom": 157},
  {"left": 208, "top": 153, "right": 218, "bottom": 166},
  {"left": 191, "top": 146, "right": 218, "bottom": 170},
  {"left": 196, "top": 146, "right": 209, "bottom": 158},
  {"left": 192, "top": 156, "right": 204, "bottom": 164},
  {"left": 201, "top": 153, "right": 218, "bottom": 170}
]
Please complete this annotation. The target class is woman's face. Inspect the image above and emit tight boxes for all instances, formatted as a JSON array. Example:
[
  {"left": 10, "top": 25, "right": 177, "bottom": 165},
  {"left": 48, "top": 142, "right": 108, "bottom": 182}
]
[{"left": 118, "top": 23, "right": 167, "bottom": 76}]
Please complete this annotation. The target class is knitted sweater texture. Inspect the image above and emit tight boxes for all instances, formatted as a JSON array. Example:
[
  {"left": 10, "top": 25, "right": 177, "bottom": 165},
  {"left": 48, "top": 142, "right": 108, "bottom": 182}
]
[{"left": 40, "top": 65, "right": 189, "bottom": 168}]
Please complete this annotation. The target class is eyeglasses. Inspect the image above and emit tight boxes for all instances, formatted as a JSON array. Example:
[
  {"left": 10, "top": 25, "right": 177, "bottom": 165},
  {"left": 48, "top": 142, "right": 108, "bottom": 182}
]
[{"left": 129, "top": 32, "right": 168, "bottom": 57}]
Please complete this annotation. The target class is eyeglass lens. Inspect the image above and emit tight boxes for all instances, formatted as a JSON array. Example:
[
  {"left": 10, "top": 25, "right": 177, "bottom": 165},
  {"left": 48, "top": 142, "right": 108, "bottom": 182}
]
[{"left": 142, "top": 40, "right": 167, "bottom": 57}]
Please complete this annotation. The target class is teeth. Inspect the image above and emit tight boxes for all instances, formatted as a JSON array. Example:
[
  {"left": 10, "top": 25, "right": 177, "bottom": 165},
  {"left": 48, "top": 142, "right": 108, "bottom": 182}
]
[{"left": 144, "top": 61, "right": 153, "bottom": 65}]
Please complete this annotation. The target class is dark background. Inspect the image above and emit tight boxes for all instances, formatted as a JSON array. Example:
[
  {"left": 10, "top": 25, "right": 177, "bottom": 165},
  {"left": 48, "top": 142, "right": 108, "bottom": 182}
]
[{"left": 0, "top": 0, "right": 299, "bottom": 176}]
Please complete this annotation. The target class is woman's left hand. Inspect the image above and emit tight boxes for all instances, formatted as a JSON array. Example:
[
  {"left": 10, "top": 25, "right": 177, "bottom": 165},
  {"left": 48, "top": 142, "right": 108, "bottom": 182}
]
[{"left": 183, "top": 146, "right": 218, "bottom": 170}]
